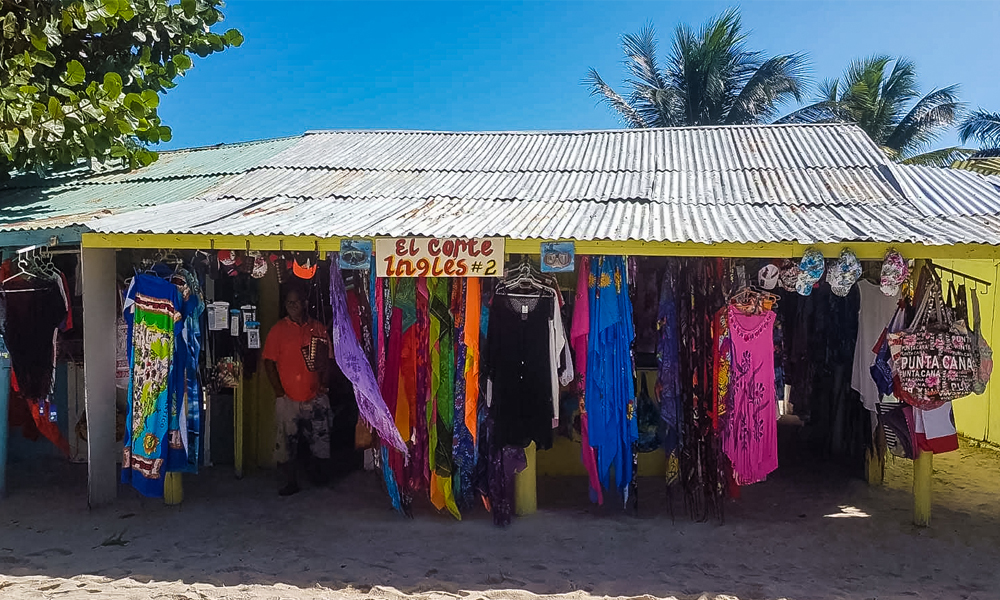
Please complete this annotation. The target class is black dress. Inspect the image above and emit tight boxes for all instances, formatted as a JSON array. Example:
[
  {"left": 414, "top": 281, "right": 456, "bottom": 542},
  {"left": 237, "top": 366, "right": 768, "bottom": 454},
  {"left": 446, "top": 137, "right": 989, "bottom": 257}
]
[
  {"left": 2, "top": 278, "right": 67, "bottom": 400},
  {"left": 485, "top": 293, "right": 554, "bottom": 450}
]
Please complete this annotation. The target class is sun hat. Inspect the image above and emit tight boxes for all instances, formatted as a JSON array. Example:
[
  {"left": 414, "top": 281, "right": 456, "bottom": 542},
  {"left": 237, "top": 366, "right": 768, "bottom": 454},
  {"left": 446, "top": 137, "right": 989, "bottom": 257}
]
[
  {"left": 293, "top": 252, "right": 318, "bottom": 280},
  {"left": 796, "top": 249, "right": 826, "bottom": 296},
  {"left": 880, "top": 250, "right": 909, "bottom": 297},
  {"left": 778, "top": 259, "right": 800, "bottom": 292},
  {"left": 826, "top": 249, "right": 863, "bottom": 297},
  {"left": 758, "top": 263, "right": 780, "bottom": 290}
]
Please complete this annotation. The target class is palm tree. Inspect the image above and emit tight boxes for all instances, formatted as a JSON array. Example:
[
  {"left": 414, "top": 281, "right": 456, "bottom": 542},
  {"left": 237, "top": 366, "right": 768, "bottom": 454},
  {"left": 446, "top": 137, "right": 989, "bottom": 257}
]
[
  {"left": 780, "top": 56, "right": 968, "bottom": 165},
  {"left": 585, "top": 8, "right": 808, "bottom": 128},
  {"left": 959, "top": 109, "right": 1000, "bottom": 150}
]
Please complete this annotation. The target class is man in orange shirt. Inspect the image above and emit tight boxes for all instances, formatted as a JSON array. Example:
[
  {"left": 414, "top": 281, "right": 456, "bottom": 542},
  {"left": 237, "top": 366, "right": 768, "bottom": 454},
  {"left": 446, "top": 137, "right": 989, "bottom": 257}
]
[{"left": 263, "top": 285, "right": 332, "bottom": 496}]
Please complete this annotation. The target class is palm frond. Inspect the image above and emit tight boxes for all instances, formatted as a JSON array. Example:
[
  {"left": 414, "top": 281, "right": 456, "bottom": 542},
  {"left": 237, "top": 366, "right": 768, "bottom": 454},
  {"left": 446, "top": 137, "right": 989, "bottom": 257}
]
[
  {"left": 885, "top": 85, "right": 962, "bottom": 155},
  {"left": 775, "top": 102, "right": 841, "bottom": 124},
  {"left": 622, "top": 23, "right": 668, "bottom": 92},
  {"left": 899, "top": 146, "right": 976, "bottom": 166},
  {"left": 881, "top": 58, "right": 918, "bottom": 102},
  {"left": 776, "top": 78, "right": 844, "bottom": 124},
  {"left": 583, "top": 68, "right": 648, "bottom": 128},
  {"left": 817, "top": 78, "right": 840, "bottom": 103},
  {"left": 850, "top": 58, "right": 897, "bottom": 142},
  {"left": 959, "top": 109, "right": 1000, "bottom": 147},
  {"left": 619, "top": 23, "right": 682, "bottom": 127},
  {"left": 726, "top": 53, "right": 809, "bottom": 124},
  {"left": 843, "top": 55, "right": 891, "bottom": 89}
]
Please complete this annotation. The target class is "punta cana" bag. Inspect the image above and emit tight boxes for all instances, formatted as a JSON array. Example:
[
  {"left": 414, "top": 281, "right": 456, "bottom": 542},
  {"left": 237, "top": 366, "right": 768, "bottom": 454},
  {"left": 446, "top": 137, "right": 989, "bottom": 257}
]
[{"left": 888, "top": 271, "right": 977, "bottom": 409}]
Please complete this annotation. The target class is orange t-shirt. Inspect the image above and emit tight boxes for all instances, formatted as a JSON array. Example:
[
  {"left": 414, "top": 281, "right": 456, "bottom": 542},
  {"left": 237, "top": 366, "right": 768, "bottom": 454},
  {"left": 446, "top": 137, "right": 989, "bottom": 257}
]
[{"left": 262, "top": 317, "right": 330, "bottom": 402}]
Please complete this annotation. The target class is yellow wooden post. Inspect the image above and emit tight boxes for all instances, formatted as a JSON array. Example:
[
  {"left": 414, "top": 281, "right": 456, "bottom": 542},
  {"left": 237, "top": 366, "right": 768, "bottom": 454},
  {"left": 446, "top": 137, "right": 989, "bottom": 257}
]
[
  {"left": 234, "top": 377, "right": 244, "bottom": 479},
  {"left": 866, "top": 426, "right": 886, "bottom": 486},
  {"left": 163, "top": 472, "right": 183, "bottom": 505},
  {"left": 913, "top": 450, "right": 933, "bottom": 527},
  {"left": 514, "top": 441, "right": 537, "bottom": 515}
]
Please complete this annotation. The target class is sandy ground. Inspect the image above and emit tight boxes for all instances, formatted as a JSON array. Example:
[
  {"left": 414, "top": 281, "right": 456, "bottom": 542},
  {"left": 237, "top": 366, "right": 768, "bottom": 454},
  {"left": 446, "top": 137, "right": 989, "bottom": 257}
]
[{"left": 1, "top": 439, "right": 999, "bottom": 600}]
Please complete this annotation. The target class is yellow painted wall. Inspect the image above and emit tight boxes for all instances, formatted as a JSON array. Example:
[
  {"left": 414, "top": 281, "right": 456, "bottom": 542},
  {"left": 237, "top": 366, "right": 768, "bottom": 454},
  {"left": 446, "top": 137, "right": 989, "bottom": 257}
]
[
  {"left": 937, "top": 259, "right": 1000, "bottom": 446},
  {"left": 537, "top": 371, "right": 667, "bottom": 477},
  {"left": 241, "top": 269, "right": 281, "bottom": 470}
]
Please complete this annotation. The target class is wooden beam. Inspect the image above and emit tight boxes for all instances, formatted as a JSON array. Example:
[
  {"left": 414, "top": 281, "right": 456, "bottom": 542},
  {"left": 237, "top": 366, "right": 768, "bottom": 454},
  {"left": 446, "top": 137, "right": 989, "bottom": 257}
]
[
  {"left": 84, "top": 233, "right": 1000, "bottom": 260},
  {"left": 0, "top": 226, "right": 85, "bottom": 249}
]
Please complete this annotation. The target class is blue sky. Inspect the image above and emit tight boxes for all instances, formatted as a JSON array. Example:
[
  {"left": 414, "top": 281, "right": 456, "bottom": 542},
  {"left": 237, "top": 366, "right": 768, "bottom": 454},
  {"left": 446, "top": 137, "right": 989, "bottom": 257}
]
[{"left": 158, "top": 1, "right": 1000, "bottom": 151}]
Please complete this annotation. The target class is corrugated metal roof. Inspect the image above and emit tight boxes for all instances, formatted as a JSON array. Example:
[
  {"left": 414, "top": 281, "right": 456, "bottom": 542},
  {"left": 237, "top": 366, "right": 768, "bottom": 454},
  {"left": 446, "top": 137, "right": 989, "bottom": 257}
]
[
  {"left": 0, "top": 136, "right": 300, "bottom": 231},
  {"left": 89, "top": 195, "right": 1000, "bottom": 246},
  {"left": 203, "top": 165, "right": 898, "bottom": 206},
  {"left": 267, "top": 125, "right": 889, "bottom": 171},
  {"left": 67, "top": 124, "right": 1000, "bottom": 246},
  {"left": 891, "top": 164, "right": 1000, "bottom": 217}
]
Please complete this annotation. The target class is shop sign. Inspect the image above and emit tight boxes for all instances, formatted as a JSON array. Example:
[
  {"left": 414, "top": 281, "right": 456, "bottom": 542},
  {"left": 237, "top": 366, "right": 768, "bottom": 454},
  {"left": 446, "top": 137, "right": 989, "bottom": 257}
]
[{"left": 375, "top": 237, "right": 505, "bottom": 278}]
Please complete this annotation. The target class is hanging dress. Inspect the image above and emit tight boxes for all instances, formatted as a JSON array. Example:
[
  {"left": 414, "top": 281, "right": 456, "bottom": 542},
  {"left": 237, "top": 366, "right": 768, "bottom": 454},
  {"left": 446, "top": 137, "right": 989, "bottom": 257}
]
[
  {"left": 723, "top": 306, "right": 778, "bottom": 485},
  {"left": 486, "top": 292, "right": 554, "bottom": 449}
]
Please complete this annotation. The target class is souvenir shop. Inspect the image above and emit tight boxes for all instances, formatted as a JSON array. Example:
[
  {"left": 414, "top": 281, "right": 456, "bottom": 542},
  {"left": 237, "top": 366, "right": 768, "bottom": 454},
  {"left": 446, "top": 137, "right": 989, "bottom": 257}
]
[{"left": 85, "top": 235, "right": 993, "bottom": 526}]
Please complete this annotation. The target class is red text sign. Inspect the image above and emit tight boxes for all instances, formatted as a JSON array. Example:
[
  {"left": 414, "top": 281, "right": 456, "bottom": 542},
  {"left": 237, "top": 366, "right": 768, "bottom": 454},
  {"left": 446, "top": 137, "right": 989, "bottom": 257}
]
[{"left": 374, "top": 237, "right": 505, "bottom": 278}]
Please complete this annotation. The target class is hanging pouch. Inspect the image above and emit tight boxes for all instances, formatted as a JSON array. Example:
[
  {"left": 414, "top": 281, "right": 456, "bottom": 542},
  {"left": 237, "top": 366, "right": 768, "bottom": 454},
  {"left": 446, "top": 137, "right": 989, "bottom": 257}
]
[
  {"left": 888, "top": 269, "right": 977, "bottom": 408},
  {"left": 970, "top": 289, "right": 993, "bottom": 395},
  {"left": 870, "top": 306, "right": 902, "bottom": 398}
]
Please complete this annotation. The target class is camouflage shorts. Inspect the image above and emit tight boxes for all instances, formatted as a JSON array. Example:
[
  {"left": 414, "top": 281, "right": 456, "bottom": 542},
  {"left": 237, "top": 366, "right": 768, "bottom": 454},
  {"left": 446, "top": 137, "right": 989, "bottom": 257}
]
[{"left": 274, "top": 394, "right": 332, "bottom": 463}]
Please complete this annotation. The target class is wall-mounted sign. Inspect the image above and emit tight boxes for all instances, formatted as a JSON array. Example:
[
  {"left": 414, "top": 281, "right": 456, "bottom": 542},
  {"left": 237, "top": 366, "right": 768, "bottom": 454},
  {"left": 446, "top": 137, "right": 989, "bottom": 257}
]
[
  {"left": 375, "top": 237, "right": 505, "bottom": 278},
  {"left": 339, "top": 239, "right": 372, "bottom": 270},
  {"left": 541, "top": 242, "right": 575, "bottom": 273}
]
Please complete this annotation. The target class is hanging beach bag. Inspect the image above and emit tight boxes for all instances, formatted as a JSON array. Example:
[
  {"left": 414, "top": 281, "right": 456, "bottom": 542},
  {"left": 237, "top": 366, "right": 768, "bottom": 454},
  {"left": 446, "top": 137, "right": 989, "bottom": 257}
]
[
  {"left": 970, "top": 289, "right": 993, "bottom": 395},
  {"left": 635, "top": 375, "right": 661, "bottom": 453},
  {"left": 888, "top": 271, "right": 977, "bottom": 409},
  {"left": 354, "top": 418, "right": 375, "bottom": 450}
]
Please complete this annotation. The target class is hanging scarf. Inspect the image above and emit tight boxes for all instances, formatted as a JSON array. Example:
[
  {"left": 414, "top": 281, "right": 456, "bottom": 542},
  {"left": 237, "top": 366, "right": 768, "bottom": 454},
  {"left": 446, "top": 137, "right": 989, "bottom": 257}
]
[
  {"left": 429, "top": 278, "right": 461, "bottom": 519},
  {"left": 571, "top": 256, "right": 602, "bottom": 504},
  {"left": 122, "top": 274, "right": 183, "bottom": 498},
  {"left": 452, "top": 279, "right": 478, "bottom": 508},
  {"left": 585, "top": 256, "right": 637, "bottom": 503},
  {"left": 657, "top": 260, "right": 682, "bottom": 455},
  {"left": 409, "top": 278, "right": 432, "bottom": 491},
  {"left": 464, "top": 278, "right": 482, "bottom": 442},
  {"left": 328, "top": 261, "right": 407, "bottom": 456}
]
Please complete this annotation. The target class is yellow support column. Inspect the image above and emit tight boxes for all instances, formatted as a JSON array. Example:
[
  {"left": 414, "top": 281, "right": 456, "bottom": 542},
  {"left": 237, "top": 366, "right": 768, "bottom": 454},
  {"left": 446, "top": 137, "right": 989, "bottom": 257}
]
[
  {"left": 514, "top": 441, "right": 537, "bottom": 516},
  {"left": 234, "top": 378, "right": 245, "bottom": 479},
  {"left": 913, "top": 450, "right": 933, "bottom": 527},
  {"left": 163, "top": 472, "right": 183, "bottom": 505}
]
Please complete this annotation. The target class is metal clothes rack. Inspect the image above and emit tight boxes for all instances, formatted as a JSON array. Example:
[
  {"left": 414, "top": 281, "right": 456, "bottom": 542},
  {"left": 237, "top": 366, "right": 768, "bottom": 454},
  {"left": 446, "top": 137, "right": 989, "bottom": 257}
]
[{"left": 927, "top": 260, "right": 992, "bottom": 292}]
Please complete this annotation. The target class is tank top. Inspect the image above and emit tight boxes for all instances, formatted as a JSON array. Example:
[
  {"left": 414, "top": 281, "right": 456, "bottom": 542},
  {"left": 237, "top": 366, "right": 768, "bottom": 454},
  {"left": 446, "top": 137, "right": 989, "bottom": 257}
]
[{"left": 723, "top": 306, "right": 778, "bottom": 484}]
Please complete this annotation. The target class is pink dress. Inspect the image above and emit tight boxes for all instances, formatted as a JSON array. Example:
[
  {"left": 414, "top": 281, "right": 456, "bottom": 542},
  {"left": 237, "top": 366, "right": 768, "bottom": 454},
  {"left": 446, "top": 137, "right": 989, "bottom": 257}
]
[{"left": 723, "top": 306, "right": 778, "bottom": 484}]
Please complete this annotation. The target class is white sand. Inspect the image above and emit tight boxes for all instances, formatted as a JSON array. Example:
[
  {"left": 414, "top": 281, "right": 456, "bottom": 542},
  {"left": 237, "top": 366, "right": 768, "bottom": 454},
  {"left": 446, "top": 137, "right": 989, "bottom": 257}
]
[{"left": 1, "top": 439, "right": 999, "bottom": 600}]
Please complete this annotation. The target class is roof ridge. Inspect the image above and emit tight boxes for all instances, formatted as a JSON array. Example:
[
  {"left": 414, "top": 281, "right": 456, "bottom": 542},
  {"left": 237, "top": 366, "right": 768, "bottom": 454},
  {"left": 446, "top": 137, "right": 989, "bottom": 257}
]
[
  {"left": 157, "top": 133, "right": 303, "bottom": 155},
  {"left": 301, "top": 123, "right": 865, "bottom": 136}
]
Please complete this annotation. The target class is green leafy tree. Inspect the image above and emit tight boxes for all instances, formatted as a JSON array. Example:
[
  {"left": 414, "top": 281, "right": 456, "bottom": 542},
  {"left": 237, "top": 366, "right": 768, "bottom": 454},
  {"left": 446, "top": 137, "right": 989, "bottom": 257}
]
[
  {"left": 0, "top": 0, "right": 243, "bottom": 179},
  {"left": 585, "top": 8, "right": 808, "bottom": 127},
  {"left": 780, "top": 56, "right": 969, "bottom": 165},
  {"left": 959, "top": 109, "right": 1000, "bottom": 151}
]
